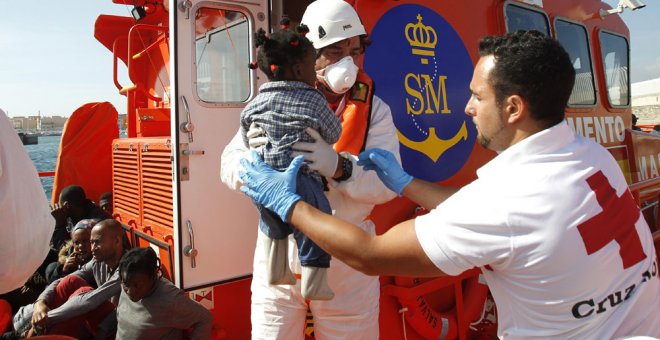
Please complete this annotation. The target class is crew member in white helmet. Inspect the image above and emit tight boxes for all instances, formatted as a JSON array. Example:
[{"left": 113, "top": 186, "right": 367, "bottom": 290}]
[{"left": 220, "top": 0, "right": 400, "bottom": 338}]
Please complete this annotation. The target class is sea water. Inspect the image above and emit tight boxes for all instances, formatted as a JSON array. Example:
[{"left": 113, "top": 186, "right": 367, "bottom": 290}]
[{"left": 24, "top": 135, "right": 60, "bottom": 200}]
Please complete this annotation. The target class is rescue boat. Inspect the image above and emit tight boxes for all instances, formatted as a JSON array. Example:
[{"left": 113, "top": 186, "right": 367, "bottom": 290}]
[{"left": 37, "top": 0, "right": 660, "bottom": 338}]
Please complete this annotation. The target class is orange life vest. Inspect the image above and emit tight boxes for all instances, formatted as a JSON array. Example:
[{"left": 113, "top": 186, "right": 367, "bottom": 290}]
[{"left": 334, "top": 71, "right": 374, "bottom": 155}]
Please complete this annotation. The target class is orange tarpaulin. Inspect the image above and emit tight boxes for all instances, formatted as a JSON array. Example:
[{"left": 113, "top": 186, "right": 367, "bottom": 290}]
[{"left": 51, "top": 102, "right": 119, "bottom": 205}]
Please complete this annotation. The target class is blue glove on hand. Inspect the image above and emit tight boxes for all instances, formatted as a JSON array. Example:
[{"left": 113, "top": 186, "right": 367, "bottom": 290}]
[
  {"left": 357, "top": 148, "right": 413, "bottom": 196},
  {"left": 239, "top": 150, "right": 303, "bottom": 222}
]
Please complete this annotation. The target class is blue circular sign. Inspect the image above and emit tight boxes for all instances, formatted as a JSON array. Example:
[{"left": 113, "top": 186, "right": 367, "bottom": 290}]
[{"left": 365, "top": 5, "right": 476, "bottom": 182}]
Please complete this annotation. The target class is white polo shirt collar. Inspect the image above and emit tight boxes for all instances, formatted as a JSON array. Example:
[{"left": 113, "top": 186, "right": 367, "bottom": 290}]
[{"left": 477, "top": 121, "right": 576, "bottom": 179}]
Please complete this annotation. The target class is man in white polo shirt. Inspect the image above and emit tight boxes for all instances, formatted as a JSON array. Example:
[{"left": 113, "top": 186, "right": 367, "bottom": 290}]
[{"left": 239, "top": 30, "right": 660, "bottom": 338}]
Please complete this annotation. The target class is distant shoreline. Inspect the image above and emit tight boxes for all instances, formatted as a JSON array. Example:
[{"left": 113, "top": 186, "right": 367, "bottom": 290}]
[{"left": 634, "top": 104, "right": 660, "bottom": 126}]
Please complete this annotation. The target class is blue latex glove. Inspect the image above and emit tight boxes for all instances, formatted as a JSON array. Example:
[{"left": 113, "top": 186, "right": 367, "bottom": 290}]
[
  {"left": 357, "top": 148, "right": 413, "bottom": 196},
  {"left": 239, "top": 150, "right": 303, "bottom": 222}
]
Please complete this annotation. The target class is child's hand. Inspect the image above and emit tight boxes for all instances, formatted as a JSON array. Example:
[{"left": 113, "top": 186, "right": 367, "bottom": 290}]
[{"left": 62, "top": 252, "right": 80, "bottom": 274}]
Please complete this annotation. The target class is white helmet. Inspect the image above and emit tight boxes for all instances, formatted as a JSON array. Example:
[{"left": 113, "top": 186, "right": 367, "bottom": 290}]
[{"left": 301, "top": 0, "right": 366, "bottom": 49}]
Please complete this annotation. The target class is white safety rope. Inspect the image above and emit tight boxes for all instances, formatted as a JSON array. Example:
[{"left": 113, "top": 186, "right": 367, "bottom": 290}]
[
  {"left": 469, "top": 296, "right": 489, "bottom": 331},
  {"left": 398, "top": 307, "right": 409, "bottom": 340}
]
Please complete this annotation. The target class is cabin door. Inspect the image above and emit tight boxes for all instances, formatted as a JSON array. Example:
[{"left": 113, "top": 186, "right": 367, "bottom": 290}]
[{"left": 172, "top": 0, "right": 268, "bottom": 289}]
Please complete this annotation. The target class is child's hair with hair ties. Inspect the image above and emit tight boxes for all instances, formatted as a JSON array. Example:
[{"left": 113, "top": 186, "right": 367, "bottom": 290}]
[
  {"left": 118, "top": 247, "right": 160, "bottom": 281},
  {"left": 248, "top": 20, "right": 314, "bottom": 81}
]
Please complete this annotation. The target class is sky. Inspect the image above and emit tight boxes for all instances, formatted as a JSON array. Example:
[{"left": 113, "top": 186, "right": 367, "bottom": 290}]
[
  {"left": 0, "top": 1, "right": 129, "bottom": 118},
  {"left": 0, "top": 1, "right": 658, "bottom": 118},
  {"left": 607, "top": 0, "right": 660, "bottom": 84}
]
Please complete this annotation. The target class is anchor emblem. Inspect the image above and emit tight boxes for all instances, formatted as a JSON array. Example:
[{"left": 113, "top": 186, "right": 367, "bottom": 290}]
[
  {"left": 364, "top": 6, "right": 476, "bottom": 181},
  {"left": 397, "top": 122, "right": 468, "bottom": 162}
]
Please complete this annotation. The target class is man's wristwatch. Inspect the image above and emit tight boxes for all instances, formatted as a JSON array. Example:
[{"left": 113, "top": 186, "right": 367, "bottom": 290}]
[{"left": 333, "top": 153, "right": 353, "bottom": 182}]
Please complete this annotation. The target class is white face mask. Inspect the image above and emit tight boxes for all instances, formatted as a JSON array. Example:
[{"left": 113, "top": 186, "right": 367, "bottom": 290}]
[{"left": 317, "top": 56, "right": 359, "bottom": 94}]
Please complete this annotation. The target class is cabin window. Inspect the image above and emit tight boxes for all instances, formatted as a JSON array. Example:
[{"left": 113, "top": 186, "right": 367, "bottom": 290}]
[
  {"left": 195, "top": 8, "right": 251, "bottom": 103},
  {"left": 273, "top": 0, "right": 308, "bottom": 28},
  {"left": 505, "top": 4, "right": 550, "bottom": 36},
  {"left": 555, "top": 19, "right": 596, "bottom": 106},
  {"left": 600, "top": 31, "right": 630, "bottom": 107}
]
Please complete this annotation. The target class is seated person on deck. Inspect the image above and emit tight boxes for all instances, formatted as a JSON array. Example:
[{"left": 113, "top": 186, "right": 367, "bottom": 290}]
[
  {"left": 98, "top": 192, "right": 113, "bottom": 217},
  {"left": 11, "top": 219, "right": 126, "bottom": 339},
  {"left": 49, "top": 185, "right": 110, "bottom": 253},
  {"left": 4, "top": 186, "right": 110, "bottom": 316},
  {"left": 98, "top": 247, "right": 212, "bottom": 340},
  {"left": 45, "top": 219, "right": 97, "bottom": 284}
]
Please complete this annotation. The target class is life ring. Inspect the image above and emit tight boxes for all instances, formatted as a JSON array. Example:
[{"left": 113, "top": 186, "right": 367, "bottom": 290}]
[
  {"left": 393, "top": 271, "right": 489, "bottom": 339},
  {"left": 391, "top": 207, "right": 490, "bottom": 339}
]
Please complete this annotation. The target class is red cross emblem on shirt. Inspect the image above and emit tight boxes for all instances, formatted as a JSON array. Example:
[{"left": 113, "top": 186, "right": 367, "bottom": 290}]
[{"left": 577, "top": 170, "right": 646, "bottom": 269}]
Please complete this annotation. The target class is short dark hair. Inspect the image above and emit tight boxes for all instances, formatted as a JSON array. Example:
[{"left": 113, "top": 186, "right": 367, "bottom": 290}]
[
  {"left": 254, "top": 28, "right": 315, "bottom": 81},
  {"left": 99, "top": 192, "right": 112, "bottom": 202},
  {"left": 59, "top": 185, "right": 87, "bottom": 206},
  {"left": 478, "top": 30, "right": 575, "bottom": 127},
  {"left": 118, "top": 247, "right": 159, "bottom": 282}
]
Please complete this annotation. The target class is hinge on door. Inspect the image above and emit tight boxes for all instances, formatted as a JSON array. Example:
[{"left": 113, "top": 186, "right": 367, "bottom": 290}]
[{"left": 178, "top": 0, "right": 192, "bottom": 20}]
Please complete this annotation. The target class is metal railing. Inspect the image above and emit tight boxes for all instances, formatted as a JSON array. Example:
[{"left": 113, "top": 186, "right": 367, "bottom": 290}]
[{"left": 629, "top": 176, "right": 660, "bottom": 231}]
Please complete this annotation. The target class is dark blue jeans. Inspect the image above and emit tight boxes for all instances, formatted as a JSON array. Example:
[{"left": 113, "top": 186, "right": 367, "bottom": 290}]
[{"left": 257, "top": 172, "right": 331, "bottom": 268}]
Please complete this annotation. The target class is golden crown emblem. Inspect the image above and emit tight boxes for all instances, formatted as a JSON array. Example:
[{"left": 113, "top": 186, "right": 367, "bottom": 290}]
[{"left": 405, "top": 14, "right": 438, "bottom": 65}]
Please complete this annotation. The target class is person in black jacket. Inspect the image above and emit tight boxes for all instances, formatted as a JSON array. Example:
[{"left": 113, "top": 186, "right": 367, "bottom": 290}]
[{"left": 50, "top": 186, "right": 110, "bottom": 252}]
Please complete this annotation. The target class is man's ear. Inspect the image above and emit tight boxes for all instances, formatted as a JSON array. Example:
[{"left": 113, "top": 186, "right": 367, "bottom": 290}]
[
  {"left": 505, "top": 95, "right": 526, "bottom": 123},
  {"left": 115, "top": 234, "right": 123, "bottom": 248}
]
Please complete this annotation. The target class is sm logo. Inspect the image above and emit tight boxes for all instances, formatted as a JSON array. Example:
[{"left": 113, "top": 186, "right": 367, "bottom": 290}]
[{"left": 365, "top": 5, "right": 476, "bottom": 182}]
